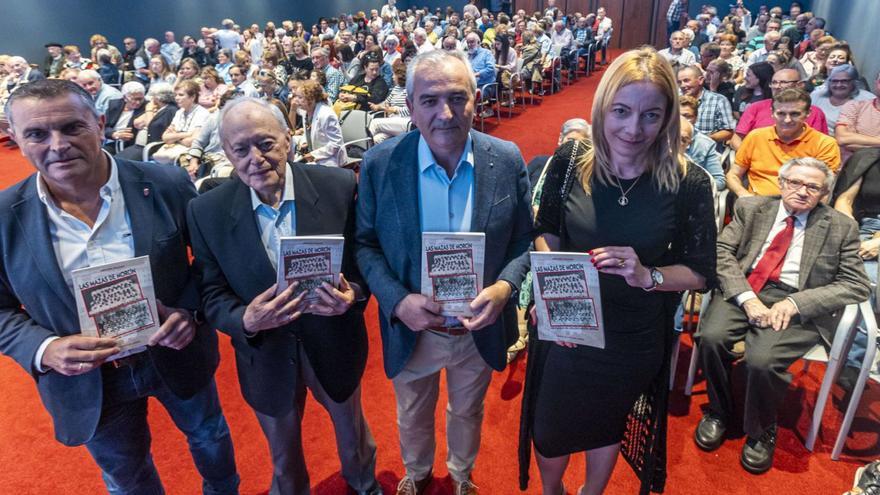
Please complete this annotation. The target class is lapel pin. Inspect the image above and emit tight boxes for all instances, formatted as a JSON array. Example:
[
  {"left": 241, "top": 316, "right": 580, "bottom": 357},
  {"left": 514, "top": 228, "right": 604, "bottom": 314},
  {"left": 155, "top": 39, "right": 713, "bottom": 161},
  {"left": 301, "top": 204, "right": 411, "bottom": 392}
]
[{"left": 143, "top": 188, "right": 150, "bottom": 197}]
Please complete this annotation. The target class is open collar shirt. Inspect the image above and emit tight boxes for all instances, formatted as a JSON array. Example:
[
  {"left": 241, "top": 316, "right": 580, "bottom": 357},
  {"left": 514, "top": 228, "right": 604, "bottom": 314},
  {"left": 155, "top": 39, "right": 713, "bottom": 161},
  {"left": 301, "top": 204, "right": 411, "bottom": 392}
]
[{"left": 251, "top": 163, "right": 297, "bottom": 271}]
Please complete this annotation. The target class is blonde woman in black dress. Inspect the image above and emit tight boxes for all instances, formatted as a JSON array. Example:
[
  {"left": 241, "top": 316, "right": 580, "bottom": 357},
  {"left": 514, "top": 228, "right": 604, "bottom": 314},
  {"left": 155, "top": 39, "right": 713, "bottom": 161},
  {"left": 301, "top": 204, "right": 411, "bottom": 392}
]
[{"left": 520, "top": 47, "right": 717, "bottom": 495}]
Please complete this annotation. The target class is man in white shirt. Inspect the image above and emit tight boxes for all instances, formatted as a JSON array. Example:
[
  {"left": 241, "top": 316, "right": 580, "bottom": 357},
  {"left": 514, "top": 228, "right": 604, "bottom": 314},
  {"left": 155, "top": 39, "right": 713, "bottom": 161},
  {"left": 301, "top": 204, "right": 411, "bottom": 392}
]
[
  {"left": 75, "top": 69, "right": 122, "bottom": 116},
  {"left": 213, "top": 19, "right": 242, "bottom": 51},
  {"left": 0, "top": 78, "right": 240, "bottom": 495},
  {"left": 659, "top": 32, "right": 697, "bottom": 70},
  {"left": 413, "top": 28, "right": 434, "bottom": 54},
  {"left": 550, "top": 20, "right": 574, "bottom": 58},
  {"left": 161, "top": 31, "right": 183, "bottom": 67}
]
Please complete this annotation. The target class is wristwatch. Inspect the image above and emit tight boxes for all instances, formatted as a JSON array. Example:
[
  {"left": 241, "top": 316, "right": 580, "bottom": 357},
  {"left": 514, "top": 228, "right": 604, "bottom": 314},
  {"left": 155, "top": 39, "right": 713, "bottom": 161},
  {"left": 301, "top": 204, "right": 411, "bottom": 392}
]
[{"left": 643, "top": 267, "right": 664, "bottom": 292}]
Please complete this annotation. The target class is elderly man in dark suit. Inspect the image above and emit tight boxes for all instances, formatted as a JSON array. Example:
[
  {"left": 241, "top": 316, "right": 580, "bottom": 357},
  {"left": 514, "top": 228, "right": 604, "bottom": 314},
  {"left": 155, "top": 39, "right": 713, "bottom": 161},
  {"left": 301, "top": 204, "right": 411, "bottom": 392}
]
[
  {"left": 355, "top": 49, "right": 533, "bottom": 495},
  {"left": 694, "top": 157, "right": 871, "bottom": 474},
  {"left": 104, "top": 81, "right": 147, "bottom": 154},
  {"left": 187, "top": 97, "right": 380, "bottom": 495},
  {"left": 0, "top": 79, "right": 239, "bottom": 493}
]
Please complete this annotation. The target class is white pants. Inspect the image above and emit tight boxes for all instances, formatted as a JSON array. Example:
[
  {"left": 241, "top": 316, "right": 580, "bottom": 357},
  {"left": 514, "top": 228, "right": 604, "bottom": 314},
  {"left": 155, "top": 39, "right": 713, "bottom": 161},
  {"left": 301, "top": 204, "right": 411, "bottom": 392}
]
[{"left": 368, "top": 116, "right": 410, "bottom": 143}]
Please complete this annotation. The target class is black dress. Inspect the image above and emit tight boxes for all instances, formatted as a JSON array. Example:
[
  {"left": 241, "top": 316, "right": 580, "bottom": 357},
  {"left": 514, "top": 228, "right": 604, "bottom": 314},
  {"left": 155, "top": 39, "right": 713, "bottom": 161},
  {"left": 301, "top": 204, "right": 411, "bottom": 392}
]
[{"left": 518, "top": 140, "right": 717, "bottom": 492}]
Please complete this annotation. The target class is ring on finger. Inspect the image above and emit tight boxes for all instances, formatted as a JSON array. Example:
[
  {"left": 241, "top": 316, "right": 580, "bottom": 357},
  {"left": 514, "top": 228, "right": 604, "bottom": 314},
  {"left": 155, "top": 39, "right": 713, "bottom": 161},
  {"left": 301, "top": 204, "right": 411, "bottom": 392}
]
[
  {"left": 617, "top": 258, "right": 626, "bottom": 267},
  {"left": 78, "top": 362, "right": 85, "bottom": 371}
]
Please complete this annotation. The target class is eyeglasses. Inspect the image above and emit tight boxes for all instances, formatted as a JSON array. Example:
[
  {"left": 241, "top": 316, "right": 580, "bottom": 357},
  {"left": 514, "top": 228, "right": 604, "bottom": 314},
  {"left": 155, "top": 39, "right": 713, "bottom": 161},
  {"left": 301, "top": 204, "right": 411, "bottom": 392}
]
[
  {"left": 780, "top": 177, "right": 825, "bottom": 195},
  {"left": 770, "top": 80, "right": 799, "bottom": 87},
  {"left": 828, "top": 78, "right": 853, "bottom": 84}
]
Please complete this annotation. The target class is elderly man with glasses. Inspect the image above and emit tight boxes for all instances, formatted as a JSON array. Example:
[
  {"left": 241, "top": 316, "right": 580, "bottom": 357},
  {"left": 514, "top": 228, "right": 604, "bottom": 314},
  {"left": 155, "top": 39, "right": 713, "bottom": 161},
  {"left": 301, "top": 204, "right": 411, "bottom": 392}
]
[{"left": 695, "top": 156, "right": 870, "bottom": 474}]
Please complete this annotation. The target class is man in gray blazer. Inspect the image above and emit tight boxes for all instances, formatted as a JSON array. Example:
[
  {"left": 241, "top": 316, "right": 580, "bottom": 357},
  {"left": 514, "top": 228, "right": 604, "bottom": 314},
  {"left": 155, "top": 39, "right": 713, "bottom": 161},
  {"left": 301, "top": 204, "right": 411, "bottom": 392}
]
[
  {"left": 355, "top": 50, "right": 532, "bottom": 495},
  {"left": 694, "top": 157, "right": 870, "bottom": 474},
  {"left": 0, "top": 80, "right": 238, "bottom": 493}
]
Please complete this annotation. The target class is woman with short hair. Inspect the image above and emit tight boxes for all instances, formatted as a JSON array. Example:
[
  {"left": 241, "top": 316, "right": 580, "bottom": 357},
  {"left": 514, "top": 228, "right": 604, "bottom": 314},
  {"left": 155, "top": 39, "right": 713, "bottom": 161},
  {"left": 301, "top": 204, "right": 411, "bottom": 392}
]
[
  {"left": 811, "top": 64, "right": 875, "bottom": 136},
  {"left": 153, "top": 79, "right": 210, "bottom": 164},
  {"left": 291, "top": 79, "right": 347, "bottom": 167},
  {"left": 198, "top": 66, "right": 227, "bottom": 110}
]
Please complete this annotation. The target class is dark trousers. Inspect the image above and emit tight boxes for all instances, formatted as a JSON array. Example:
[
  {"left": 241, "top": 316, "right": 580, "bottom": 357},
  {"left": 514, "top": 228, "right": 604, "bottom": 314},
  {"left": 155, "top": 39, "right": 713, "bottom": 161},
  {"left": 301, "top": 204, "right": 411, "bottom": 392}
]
[
  {"left": 85, "top": 358, "right": 239, "bottom": 495},
  {"left": 253, "top": 341, "right": 377, "bottom": 495},
  {"left": 697, "top": 286, "right": 822, "bottom": 438}
]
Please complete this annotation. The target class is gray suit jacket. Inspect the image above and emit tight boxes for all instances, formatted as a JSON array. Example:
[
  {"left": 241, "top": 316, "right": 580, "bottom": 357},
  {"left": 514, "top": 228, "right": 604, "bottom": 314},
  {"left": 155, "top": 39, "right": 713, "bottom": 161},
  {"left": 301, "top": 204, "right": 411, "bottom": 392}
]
[
  {"left": 355, "top": 130, "right": 533, "bottom": 378},
  {"left": 716, "top": 195, "right": 870, "bottom": 341}
]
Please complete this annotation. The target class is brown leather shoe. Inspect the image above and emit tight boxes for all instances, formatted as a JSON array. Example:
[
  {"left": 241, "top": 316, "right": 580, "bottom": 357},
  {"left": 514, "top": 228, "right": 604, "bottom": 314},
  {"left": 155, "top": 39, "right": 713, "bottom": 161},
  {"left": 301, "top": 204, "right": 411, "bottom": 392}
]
[
  {"left": 395, "top": 472, "right": 432, "bottom": 495},
  {"left": 454, "top": 479, "right": 479, "bottom": 495}
]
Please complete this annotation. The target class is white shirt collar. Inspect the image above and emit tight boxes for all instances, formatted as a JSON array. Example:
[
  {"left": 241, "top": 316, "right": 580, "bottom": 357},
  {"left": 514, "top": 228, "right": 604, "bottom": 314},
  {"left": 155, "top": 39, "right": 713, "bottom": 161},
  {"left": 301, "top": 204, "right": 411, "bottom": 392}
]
[
  {"left": 37, "top": 150, "right": 120, "bottom": 207},
  {"left": 776, "top": 200, "right": 810, "bottom": 227},
  {"left": 250, "top": 162, "right": 295, "bottom": 210},
  {"left": 417, "top": 133, "right": 474, "bottom": 175}
]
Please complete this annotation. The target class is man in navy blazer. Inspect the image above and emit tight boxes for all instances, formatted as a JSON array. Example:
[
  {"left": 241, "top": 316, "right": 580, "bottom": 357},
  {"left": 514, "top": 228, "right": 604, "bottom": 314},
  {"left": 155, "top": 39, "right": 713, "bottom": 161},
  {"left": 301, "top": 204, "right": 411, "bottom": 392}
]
[
  {"left": 355, "top": 50, "right": 532, "bottom": 495},
  {"left": 0, "top": 80, "right": 239, "bottom": 494},
  {"left": 187, "top": 98, "right": 380, "bottom": 495}
]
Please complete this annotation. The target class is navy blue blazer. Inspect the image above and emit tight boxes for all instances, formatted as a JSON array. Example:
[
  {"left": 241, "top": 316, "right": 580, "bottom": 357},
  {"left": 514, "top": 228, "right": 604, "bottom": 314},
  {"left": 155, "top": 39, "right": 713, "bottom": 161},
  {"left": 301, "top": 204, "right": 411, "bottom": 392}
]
[
  {"left": 187, "top": 164, "right": 369, "bottom": 416},
  {"left": 355, "top": 130, "right": 534, "bottom": 378},
  {"left": 0, "top": 158, "right": 219, "bottom": 446}
]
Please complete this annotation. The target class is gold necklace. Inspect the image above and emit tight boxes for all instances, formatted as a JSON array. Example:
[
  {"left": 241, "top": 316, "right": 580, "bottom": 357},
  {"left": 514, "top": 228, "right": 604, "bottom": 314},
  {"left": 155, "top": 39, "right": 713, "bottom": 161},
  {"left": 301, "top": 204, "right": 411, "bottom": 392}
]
[{"left": 612, "top": 174, "right": 642, "bottom": 206}]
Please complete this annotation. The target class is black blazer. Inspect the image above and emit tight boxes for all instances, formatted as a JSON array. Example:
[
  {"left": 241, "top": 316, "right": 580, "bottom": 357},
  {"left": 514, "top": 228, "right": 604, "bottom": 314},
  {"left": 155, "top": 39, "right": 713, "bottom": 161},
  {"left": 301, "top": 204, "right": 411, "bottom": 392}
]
[
  {"left": 104, "top": 99, "right": 146, "bottom": 148},
  {"left": 187, "top": 164, "right": 369, "bottom": 416},
  {"left": 0, "top": 159, "right": 219, "bottom": 445},
  {"left": 146, "top": 103, "right": 178, "bottom": 143},
  {"left": 182, "top": 47, "right": 208, "bottom": 67}
]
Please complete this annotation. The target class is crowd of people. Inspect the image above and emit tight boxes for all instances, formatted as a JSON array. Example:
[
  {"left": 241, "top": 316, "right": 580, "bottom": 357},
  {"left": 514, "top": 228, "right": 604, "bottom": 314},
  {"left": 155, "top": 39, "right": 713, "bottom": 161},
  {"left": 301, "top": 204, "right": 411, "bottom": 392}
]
[{"left": 0, "top": 1, "right": 878, "bottom": 495}]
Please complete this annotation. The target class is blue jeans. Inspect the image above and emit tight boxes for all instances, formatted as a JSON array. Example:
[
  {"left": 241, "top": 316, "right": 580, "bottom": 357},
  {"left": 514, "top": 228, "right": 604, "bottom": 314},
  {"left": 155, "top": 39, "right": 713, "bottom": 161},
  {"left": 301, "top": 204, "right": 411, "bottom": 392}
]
[
  {"left": 85, "top": 357, "right": 239, "bottom": 495},
  {"left": 845, "top": 215, "right": 880, "bottom": 369}
]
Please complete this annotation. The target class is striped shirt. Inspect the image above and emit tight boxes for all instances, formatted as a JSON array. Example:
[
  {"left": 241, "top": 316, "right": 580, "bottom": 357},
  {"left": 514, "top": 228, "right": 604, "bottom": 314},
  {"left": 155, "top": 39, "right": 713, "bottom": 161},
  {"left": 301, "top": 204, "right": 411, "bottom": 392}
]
[{"left": 383, "top": 85, "right": 410, "bottom": 117}]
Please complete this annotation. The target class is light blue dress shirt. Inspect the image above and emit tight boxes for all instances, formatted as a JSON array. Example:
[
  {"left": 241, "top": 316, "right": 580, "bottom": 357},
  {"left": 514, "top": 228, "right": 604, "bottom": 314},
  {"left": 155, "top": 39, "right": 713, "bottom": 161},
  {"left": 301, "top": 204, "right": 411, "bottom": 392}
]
[
  {"left": 417, "top": 134, "right": 475, "bottom": 234},
  {"left": 687, "top": 130, "right": 727, "bottom": 191},
  {"left": 468, "top": 47, "right": 496, "bottom": 87},
  {"left": 251, "top": 163, "right": 297, "bottom": 271}
]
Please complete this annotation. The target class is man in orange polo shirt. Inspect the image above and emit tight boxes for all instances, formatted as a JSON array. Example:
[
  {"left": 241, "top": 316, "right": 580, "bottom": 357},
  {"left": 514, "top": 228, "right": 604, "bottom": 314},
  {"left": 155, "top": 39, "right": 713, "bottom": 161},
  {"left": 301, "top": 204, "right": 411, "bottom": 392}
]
[{"left": 727, "top": 88, "right": 841, "bottom": 197}]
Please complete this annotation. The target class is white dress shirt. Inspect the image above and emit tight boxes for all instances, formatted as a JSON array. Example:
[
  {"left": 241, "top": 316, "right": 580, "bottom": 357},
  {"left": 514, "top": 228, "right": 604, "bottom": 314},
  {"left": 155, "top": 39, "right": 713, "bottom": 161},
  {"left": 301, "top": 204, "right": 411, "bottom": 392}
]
[
  {"left": 736, "top": 202, "right": 809, "bottom": 305},
  {"left": 34, "top": 153, "right": 135, "bottom": 371}
]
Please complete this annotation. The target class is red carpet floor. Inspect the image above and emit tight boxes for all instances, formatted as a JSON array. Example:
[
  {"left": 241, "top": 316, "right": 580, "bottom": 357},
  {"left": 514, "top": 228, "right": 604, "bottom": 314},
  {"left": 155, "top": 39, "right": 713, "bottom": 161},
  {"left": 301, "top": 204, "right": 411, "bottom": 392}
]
[{"left": 1, "top": 56, "right": 879, "bottom": 494}]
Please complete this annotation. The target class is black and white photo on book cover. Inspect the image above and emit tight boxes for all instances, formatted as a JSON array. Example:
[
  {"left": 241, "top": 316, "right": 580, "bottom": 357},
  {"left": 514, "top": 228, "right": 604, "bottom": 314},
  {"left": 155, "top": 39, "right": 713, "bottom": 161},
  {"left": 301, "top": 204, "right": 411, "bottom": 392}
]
[
  {"left": 276, "top": 236, "right": 344, "bottom": 310},
  {"left": 421, "top": 232, "right": 486, "bottom": 317},
  {"left": 71, "top": 256, "right": 159, "bottom": 359},
  {"left": 530, "top": 251, "right": 605, "bottom": 348}
]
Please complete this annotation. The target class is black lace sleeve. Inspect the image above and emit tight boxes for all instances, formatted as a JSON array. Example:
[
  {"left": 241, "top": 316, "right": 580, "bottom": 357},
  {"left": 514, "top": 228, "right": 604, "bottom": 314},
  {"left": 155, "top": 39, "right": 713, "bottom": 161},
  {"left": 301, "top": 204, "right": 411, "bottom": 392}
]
[
  {"left": 534, "top": 139, "right": 589, "bottom": 237},
  {"left": 672, "top": 163, "right": 718, "bottom": 291}
]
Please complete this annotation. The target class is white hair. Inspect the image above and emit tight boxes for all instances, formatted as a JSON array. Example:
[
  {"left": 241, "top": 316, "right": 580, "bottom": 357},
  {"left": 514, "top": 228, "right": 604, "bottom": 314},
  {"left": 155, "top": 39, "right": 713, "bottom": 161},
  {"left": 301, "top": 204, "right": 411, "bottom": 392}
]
[
  {"left": 121, "top": 81, "right": 146, "bottom": 96},
  {"left": 219, "top": 97, "right": 289, "bottom": 139},
  {"left": 384, "top": 34, "right": 399, "bottom": 47},
  {"left": 77, "top": 69, "right": 101, "bottom": 81},
  {"left": 560, "top": 118, "right": 591, "bottom": 139},
  {"left": 779, "top": 157, "right": 835, "bottom": 191},
  {"left": 406, "top": 49, "right": 476, "bottom": 99}
]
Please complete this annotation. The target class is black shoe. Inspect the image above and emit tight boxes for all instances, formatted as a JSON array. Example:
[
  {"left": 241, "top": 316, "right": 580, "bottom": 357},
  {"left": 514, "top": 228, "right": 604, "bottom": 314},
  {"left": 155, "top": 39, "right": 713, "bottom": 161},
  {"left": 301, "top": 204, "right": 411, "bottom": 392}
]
[
  {"left": 740, "top": 425, "right": 777, "bottom": 474},
  {"left": 694, "top": 413, "right": 727, "bottom": 451}
]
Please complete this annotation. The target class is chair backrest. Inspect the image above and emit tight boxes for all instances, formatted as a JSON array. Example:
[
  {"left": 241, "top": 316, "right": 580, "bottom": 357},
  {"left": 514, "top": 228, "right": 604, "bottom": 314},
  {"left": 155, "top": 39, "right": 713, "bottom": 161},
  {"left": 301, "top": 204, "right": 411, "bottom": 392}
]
[{"left": 339, "top": 109, "right": 369, "bottom": 145}]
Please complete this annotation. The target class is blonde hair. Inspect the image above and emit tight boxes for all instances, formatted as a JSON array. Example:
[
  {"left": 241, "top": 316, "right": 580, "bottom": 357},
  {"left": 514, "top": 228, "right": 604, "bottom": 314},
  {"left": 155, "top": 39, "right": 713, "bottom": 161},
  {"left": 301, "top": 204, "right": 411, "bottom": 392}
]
[{"left": 579, "top": 46, "right": 685, "bottom": 194}]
